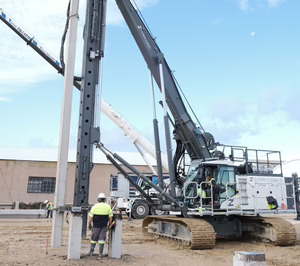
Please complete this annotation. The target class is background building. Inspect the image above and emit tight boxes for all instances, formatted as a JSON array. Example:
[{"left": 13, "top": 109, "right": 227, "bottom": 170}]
[{"left": 0, "top": 148, "right": 155, "bottom": 206}]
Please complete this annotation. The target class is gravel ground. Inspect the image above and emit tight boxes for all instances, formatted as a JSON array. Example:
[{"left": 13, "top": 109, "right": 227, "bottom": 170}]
[{"left": 0, "top": 214, "right": 300, "bottom": 266}]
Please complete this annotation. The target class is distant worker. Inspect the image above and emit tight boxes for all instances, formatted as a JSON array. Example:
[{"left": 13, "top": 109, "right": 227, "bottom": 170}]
[
  {"left": 88, "top": 193, "right": 113, "bottom": 259},
  {"left": 44, "top": 200, "right": 53, "bottom": 218}
]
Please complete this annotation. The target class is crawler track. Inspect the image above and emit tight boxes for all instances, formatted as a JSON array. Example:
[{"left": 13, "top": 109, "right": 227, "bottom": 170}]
[
  {"left": 142, "top": 216, "right": 296, "bottom": 249},
  {"left": 240, "top": 216, "right": 297, "bottom": 246},
  {"left": 142, "top": 216, "right": 216, "bottom": 249}
]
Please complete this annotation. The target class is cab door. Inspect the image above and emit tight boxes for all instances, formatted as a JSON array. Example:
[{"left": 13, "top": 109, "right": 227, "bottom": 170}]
[{"left": 216, "top": 166, "right": 237, "bottom": 205}]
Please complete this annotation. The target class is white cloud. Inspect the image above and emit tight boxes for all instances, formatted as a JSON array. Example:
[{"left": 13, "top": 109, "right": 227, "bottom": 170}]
[
  {"left": 0, "top": 97, "right": 11, "bottom": 102},
  {"left": 0, "top": 0, "right": 81, "bottom": 89},
  {"left": 202, "top": 84, "right": 300, "bottom": 161},
  {"left": 239, "top": 0, "right": 250, "bottom": 11},
  {"left": 251, "top": 31, "right": 256, "bottom": 37},
  {"left": 0, "top": 0, "right": 160, "bottom": 90},
  {"left": 238, "top": 0, "right": 285, "bottom": 11},
  {"left": 267, "top": 0, "right": 286, "bottom": 8}
]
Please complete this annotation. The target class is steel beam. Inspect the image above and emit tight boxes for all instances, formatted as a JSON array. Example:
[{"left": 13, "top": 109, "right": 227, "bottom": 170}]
[{"left": 73, "top": 0, "right": 107, "bottom": 238}]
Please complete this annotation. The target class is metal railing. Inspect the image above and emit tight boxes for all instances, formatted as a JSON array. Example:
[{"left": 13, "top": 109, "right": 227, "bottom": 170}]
[
  {"left": 183, "top": 181, "right": 214, "bottom": 216},
  {"left": 184, "top": 181, "right": 296, "bottom": 216}
]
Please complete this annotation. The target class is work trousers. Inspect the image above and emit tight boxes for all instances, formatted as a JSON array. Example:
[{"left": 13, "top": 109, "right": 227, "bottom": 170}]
[
  {"left": 47, "top": 210, "right": 53, "bottom": 218},
  {"left": 91, "top": 226, "right": 107, "bottom": 244}
]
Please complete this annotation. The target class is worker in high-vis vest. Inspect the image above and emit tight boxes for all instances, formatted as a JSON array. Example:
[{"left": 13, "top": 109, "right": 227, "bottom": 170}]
[
  {"left": 205, "top": 175, "right": 216, "bottom": 205},
  {"left": 88, "top": 193, "right": 113, "bottom": 259},
  {"left": 207, "top": 175, "right": 216, "bottom": 188},
  {"left": 198, "top": 185, "right": 207, "bottom": 215},
  {"left": 44, "top": 200, "right": 53, "bottom": 218},
  {"left": 198, "top": 187, "right": 206, "bottom": 202}
]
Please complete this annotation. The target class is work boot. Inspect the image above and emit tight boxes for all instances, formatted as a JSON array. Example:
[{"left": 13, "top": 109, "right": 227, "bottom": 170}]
[
  {"left": 89, "top": 243, "right": 96, "bottom": 256},
  {"left": 98, "top": 244, "right": 104, "bottom": 259}
]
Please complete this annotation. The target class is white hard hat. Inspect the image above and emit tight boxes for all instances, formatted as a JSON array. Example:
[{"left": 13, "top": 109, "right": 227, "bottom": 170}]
[
  {"left": 98, "top": 193, "right": 106, "bottom": 199},
  {"left": 44, "top": 200, "right": 48, "bottom": 204}
]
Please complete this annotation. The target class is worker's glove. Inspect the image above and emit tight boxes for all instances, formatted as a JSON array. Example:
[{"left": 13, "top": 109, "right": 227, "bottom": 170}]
[
  {"left": 108, "top": 221, "right": 116, "bottom": 230},
  {"left": 88, "top": 224, "right": 92, "bottom": 231}
]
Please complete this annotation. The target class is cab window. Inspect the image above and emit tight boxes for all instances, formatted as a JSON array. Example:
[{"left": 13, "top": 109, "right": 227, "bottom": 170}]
[
  {"left": 217, "top": 166, "right": 236, "bottom": 199},
  {"left": 186, "top": 164, "right": 200, "bottom": 182}
]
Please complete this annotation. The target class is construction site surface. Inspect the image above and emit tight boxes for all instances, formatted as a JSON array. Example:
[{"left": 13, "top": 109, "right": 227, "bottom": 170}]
[{"left": 1, "top": 214, "right": 300, "bottom": 266}]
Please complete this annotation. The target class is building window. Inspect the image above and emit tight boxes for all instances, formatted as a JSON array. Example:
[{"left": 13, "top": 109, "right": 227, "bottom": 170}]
[{"left": 27, "top": 177, "right": 56, "bottom": 193}]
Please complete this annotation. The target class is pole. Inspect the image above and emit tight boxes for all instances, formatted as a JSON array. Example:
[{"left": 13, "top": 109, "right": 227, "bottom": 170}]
[
  {"left": 150, "top": 72, "right": 164, "bottom": 189},
  {"left": 158, "top": 62, "right": 176, "bottom": 198},
  {"left": 51, "top": 0, "right": 80, "bottom": 249},
  {"left": 108, "top": 213, "right": 122, "bottom": 258}
]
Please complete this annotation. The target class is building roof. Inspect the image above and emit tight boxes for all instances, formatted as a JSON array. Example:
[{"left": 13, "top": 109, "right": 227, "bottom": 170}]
[{"left": 0, "top": 147, "right": 157, "bottom": 166}]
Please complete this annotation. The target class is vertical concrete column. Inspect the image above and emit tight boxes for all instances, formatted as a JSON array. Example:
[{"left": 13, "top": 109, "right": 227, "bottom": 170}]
[
  {"left": 15, "top": 201, "right": 19, "bottom": 210},
  {"left": 51, "top": 0, "right": 80, "bottom": 248},
  {"left": 108, "top": 214, "right": 122, "bottom": 259},
  {"left": 233, "top": 252, "right": 267, "bottom": 266},
  {"left": 67, "top": 213, "right": 83, "bottom": 260},
  {"left": 52, "top": 212, "right": 64, "bottom": 247}
]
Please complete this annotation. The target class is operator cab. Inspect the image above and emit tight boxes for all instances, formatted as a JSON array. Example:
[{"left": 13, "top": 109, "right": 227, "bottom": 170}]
[{"left": 184, "top": 160, "right": 237, "bottom": 209}]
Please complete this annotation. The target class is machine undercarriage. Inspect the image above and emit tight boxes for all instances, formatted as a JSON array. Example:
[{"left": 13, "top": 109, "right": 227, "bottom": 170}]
[{"left": 142, "top": 215, "right": 297, "bottom": 249}]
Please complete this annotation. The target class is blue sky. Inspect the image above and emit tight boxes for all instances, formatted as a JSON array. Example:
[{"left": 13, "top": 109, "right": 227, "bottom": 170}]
[{"left": 0, "top": 0, "right": 299, "bottom": 161}]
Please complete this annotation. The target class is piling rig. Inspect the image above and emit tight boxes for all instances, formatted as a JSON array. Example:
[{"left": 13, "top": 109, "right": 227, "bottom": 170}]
[{"left": 1, "top": 1, "right": 299, "bottom": 248}]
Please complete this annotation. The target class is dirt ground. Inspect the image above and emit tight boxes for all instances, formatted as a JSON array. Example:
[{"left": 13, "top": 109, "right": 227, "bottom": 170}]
[{"left": 0, "top": 214, "right": 300, "bottom": 266}]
